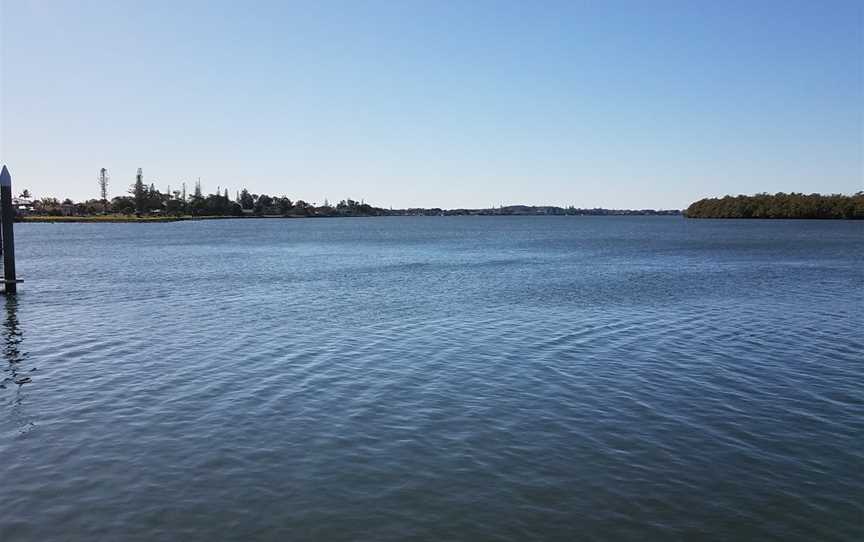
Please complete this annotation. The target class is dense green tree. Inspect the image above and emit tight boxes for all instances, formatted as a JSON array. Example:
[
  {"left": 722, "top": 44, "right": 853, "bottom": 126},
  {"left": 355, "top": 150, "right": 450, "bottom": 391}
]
[
  {"left": 130, "top": 176, "right": 147, "bottom": 216},
  {"left": 188, "top": 193, "right": 206, "bottom": 216},
  {"left": 685, "top": 193, "right": 864, "bottom": 219},
  {"left": 111, "top": 196, "right": 135, "bottom": 214},
  {"left": 254, "top": 194, "right": 274, "bottom": 215},
  {"left": 292, "top": 200, "right": 314, "bottom": 216},
  {"left": 275, "top": 197, "right": 293, "bottom": 215},
  {"left": 165, "top": 198, "right": 187, "bottom": 216},
  {"left": 239, "top": 188, "right": 255, "bottom": 210}
]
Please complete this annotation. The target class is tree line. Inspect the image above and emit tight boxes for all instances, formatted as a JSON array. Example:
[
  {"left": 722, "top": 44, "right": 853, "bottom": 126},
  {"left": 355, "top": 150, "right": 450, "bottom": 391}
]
[
  {"left": 29, "top": 179, "right": 388, "bottom": 218},
  {"left": 25, "top": 177, "right": 684, "bottom": 219},
  {"left": 684, "top": 192, "right": 864, "bottom": 219}
]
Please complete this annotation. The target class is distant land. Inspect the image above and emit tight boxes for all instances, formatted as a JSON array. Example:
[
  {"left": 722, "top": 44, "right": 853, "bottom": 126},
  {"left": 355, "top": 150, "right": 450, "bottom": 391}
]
[
  {"left": 13, "top": 179, "right": 681, "bottom": 222},
  {"left": 18, "top": 202, "right": 682, "bottom": 223},
  {"left": 13, "top": 181, "right": 864, "bottom": 222},
  {"left": 685, "top": 192, "right": 864, "bottom": 220}
]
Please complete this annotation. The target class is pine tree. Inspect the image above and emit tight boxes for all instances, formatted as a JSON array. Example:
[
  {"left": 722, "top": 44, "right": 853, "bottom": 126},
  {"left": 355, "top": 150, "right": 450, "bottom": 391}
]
[{"left": 130, "top": 168, "right": 146, "bottom": 215}]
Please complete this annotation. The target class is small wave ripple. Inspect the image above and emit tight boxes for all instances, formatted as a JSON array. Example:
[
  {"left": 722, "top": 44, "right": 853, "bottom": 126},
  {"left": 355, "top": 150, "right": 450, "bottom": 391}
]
[{"left": 1, "top": 217, "right": 862, "bottom": 541}]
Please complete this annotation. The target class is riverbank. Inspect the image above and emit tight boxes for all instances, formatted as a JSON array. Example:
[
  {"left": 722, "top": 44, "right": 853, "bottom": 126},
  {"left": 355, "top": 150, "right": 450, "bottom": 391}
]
[
  {"left": 685, "top": 193, "right": 864, "bottom": 219},
  {"left": 19, "top": 212, "right": 683, "bottom": 223},
  {"left": 18, "top": 214, "right": 302, "bottom": 223}
]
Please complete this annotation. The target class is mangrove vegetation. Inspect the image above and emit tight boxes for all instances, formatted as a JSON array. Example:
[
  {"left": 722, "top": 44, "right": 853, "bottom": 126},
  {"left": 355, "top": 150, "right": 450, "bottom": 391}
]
[{"left": 684, "top": 192, "right": 864, "bottom": 219}]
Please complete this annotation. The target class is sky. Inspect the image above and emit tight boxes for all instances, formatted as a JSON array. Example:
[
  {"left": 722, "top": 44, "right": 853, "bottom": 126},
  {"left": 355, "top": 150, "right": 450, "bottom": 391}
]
[{"left": 1, "top": 0, "right": 862, "bottom": 209}]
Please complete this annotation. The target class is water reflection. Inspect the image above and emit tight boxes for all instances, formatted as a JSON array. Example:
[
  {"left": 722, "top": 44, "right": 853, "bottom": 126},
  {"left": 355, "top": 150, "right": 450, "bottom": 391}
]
[{"left": 1, "top": 295, "right": 36, "bottom": 434}]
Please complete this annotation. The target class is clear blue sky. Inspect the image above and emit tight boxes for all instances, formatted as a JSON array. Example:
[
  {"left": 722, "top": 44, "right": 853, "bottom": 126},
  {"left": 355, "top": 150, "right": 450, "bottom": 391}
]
[{"left": 1, "top": 0, "right": 862, "bottom": 209}]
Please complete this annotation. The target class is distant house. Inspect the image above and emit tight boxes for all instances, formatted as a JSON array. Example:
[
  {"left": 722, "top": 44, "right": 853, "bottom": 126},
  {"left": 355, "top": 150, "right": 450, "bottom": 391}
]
[{"left": 12, "top": 199, "right": 34, "bottom": 216}]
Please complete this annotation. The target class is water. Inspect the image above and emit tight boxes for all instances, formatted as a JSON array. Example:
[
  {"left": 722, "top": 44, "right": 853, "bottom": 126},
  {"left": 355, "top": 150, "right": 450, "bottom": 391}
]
[{"left": 1, "top": 216, "right": 862, "bottom": 541}]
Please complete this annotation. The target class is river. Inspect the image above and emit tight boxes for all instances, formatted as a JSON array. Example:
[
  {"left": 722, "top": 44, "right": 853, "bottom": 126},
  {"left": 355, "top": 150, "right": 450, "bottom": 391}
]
[{"left": 1, "top": 216, "right": 862, "bottom": 541}]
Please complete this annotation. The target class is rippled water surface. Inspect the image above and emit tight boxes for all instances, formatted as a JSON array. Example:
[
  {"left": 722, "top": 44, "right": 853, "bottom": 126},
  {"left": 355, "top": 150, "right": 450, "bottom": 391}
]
[{"left": 1, "top": 217, "right": 862, "bottom": 541}]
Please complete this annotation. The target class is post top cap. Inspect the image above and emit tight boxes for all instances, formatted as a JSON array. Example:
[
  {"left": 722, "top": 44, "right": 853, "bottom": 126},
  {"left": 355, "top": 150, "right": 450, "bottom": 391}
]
[{"left": 0, "top": 165, "right": 9, "bottom": 187}]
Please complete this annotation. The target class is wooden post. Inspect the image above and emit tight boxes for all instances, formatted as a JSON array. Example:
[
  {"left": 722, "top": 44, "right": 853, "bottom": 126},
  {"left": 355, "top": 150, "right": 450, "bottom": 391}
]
[{"left": 1, "top": 165, "right": 18, "bottom": 294}]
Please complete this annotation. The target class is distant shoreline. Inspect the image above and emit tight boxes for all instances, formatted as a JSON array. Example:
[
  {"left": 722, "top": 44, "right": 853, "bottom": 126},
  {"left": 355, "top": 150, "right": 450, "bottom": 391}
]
[
  {"left": 685, "top": 193, "right": 863, "bottom": 220},
  {"left": 19, "top": 212, "right": 682, "bottom": 224},
  {"left": 19, "top": 214, "right": 284, "bottom": 223},
  {"left": 24, "top": 192, "right": 864, "bottom": 222},
  {"left": 23, "top": 186, "right": 685, "bottom": 221}
]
